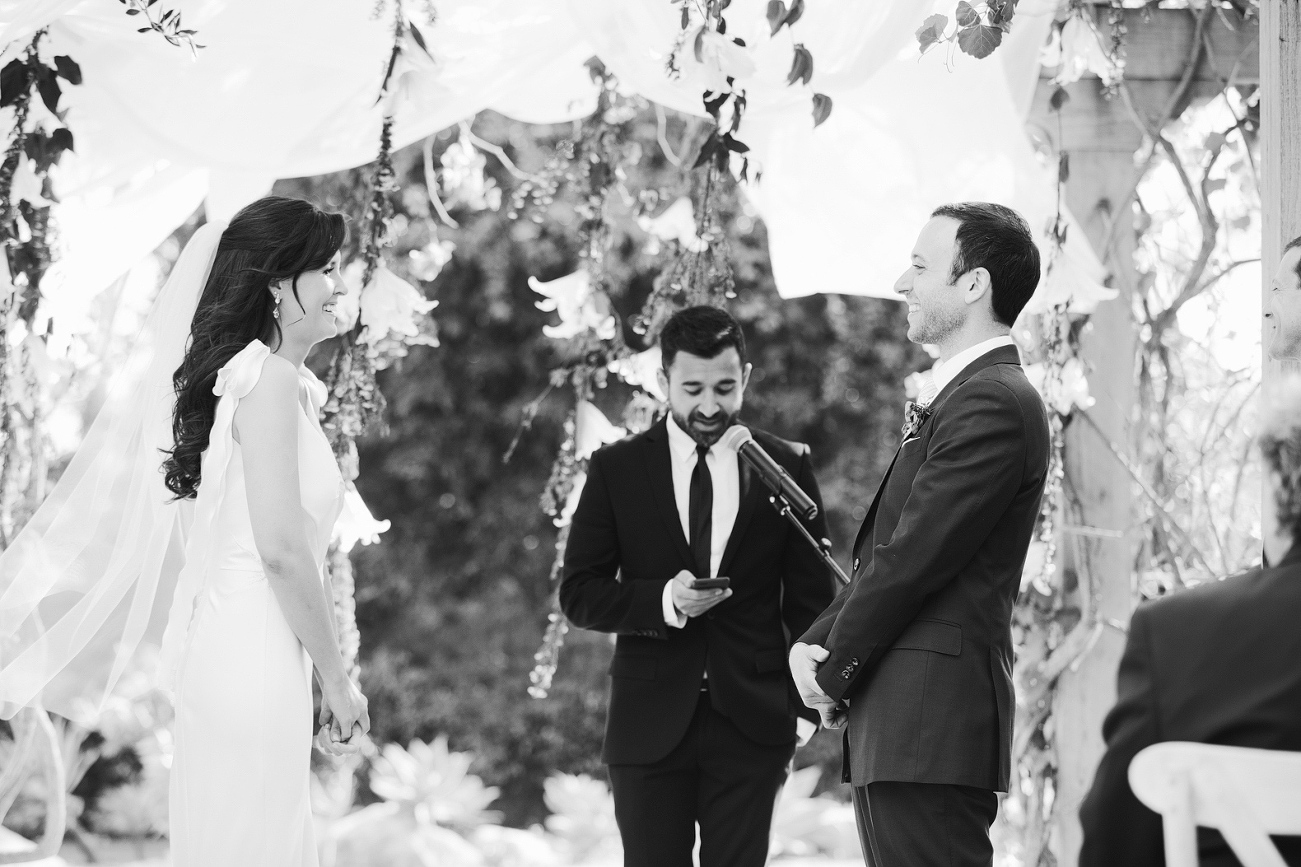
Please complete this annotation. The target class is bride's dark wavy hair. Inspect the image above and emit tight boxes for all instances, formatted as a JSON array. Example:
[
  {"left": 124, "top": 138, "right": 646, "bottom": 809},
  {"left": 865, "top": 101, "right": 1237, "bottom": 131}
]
[{"left": 162, "top": 196, "right": 346, "bottom": 500}]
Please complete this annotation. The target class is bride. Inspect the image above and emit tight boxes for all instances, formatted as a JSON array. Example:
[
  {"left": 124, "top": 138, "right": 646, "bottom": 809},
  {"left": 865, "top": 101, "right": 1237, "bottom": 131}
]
[{"left": 0, "top": 195, "right": 370, "bottom": 866}]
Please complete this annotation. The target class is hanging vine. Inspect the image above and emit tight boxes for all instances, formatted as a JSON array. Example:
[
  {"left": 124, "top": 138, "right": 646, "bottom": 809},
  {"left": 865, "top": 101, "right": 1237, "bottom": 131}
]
[{"left": 0, "top": 29, "right": 80, "bottom": 546}]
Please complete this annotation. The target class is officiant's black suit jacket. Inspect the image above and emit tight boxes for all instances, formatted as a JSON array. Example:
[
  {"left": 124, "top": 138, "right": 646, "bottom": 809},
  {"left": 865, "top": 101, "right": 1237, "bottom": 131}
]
[
  {"left": 800, "top": 344, "right": 1049, "bottom": 791},
  {"left": 1078, "top": 547, "right": 1301, "bottom": 867},
  {"left": 559, "top": 418, "right": 835, "bottom": 766}
]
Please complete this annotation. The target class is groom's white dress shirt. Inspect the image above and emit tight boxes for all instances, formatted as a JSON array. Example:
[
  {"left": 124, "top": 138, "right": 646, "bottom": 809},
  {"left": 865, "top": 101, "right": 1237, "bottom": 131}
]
[{"left": 928, "top": 335, "right": 1015, "bottom": 398}]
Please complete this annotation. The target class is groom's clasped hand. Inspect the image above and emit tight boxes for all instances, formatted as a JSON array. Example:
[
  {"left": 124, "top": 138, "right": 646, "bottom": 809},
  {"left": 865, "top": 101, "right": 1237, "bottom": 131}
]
[{"left": 788, "top": 642, "right": 844, "bottom": 730}]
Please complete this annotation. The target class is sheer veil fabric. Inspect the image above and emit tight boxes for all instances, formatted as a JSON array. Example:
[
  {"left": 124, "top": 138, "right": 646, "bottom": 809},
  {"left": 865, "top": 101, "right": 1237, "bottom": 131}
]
[{"left": 0, "top": 222, "right": 226, "bottom": 725}]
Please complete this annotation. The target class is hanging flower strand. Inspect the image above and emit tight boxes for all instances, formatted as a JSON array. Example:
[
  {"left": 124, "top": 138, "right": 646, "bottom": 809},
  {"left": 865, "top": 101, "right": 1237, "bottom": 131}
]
[
  {"left": 512, "top": 63, "right": 642, "bottom": 698},
  {"left": 320, "top": 0, "right": 437, "bottom": 680}
]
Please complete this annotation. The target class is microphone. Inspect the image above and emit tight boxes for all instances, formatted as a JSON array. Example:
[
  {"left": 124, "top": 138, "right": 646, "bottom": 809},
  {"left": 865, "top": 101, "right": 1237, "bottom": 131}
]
[{"left": 719, "top": 425, "right": 819, "bottom": 521}]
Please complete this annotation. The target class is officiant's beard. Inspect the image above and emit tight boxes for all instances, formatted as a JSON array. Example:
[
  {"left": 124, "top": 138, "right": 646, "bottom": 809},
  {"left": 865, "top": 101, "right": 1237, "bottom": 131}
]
[{"left": 673, "top": 407, "right": 739, "bottom": 448}]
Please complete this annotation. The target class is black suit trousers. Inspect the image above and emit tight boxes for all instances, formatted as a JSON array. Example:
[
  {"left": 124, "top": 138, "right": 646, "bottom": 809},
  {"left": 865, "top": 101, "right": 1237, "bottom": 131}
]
[
  {"left": 852, "top": 781, "right": 998, "bottom": 867},
  {"left": 607, "top": 691, "right": 795, "bottom": 867}
]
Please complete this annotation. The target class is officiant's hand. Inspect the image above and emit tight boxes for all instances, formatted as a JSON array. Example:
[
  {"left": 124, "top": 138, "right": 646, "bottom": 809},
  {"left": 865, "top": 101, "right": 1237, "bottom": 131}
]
[{"left": 670, "top": 570, "right": 732, "bottom": 618}]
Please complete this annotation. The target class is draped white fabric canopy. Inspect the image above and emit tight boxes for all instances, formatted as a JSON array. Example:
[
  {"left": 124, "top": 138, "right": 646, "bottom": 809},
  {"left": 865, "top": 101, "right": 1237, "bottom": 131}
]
[{"left": 1, "top": 0, "right": 1075, "bottom": 317}]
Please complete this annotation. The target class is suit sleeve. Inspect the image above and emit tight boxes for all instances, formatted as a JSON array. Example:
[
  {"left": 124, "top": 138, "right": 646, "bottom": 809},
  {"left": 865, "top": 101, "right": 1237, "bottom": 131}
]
[
  {"left": 1078, "top": 606, "right": 1165, "bottom": 867},
  {"left": 558, "top": 449, "right": 671, "bottom": 638},
  {"left": 779, "top": 447, "right": 837, "bottom": 724},
  {"left": 815, "top": 378, "right": 1028, "bottom": 700}
]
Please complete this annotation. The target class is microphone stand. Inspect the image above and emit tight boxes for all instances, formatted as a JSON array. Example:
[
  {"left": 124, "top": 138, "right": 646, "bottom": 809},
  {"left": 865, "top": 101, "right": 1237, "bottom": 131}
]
[{"left": 765, "top": 490, "right": 852, "bottom": 587}]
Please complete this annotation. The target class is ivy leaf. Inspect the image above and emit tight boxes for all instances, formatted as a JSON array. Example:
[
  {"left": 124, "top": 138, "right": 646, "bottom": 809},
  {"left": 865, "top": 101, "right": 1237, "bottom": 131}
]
[
  {"left": 990, "top": 0, "right": 1016, "bottom": 29},
  {"left": 1049, "top": 86, "right": 1069, "bottom": 111},
  {"left": 35, "top": 66, "right": 61, "bottom": 114},
  {"left": 0, "top": 59, "right": 28, "bottom": 108},
  {"left": 957, "top": 22, "right": 1003, "bottom": 59},
  {"left": 915, "top": 14, "right": 948, "bottom": 53},
  {"left": 787, "top": 43, "right": 813, "bottom": 86},
  {"left": 408, "top": 23, "right": 434, "bottom": 60},
  {"left": 125, "top": 7, "right": 140, "bottom": 13},
  {"left": 723, "top": 134, "right": 749, "bottom": 154},
  {"left": 53, "top": 55, "right": 82, "bottom": 85},
  {"left": 680, "top": 4, "right": 689, "bottom": 29},
  {"left": 1057, "top": 152, "right": 1069, "bottom": 184},
  {"left": 784, "top": 0, "right": 805, "bottom": 27},
  {"left": 812, "top": 92, "right": 832, "bottom": 126},
  {"left": 766, "top": 0, "right": 787, "bottom": 35},
  {"left": 693, "top": 26, "right": 706, "bottom": 64},
  {"left": 693, "top": 131, "right": 721, "bottom": 169},
  {"left": 50, "top": 126, "right": 74, "bottom": 154},
  {"left": 955, "top": 1, "right": 979, "bottom": 27}
]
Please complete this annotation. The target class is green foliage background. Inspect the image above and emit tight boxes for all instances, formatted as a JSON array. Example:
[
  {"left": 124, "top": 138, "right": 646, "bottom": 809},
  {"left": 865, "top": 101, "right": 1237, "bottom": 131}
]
[{"left": 277, "top": 109, "right": 928, "bottom": 826}]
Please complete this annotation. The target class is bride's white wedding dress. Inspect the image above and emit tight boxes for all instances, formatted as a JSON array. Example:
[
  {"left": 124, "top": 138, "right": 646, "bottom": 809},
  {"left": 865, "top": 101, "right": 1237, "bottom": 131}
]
[{"left": 169, "top": 339, "right": 343, "bottom": 867}]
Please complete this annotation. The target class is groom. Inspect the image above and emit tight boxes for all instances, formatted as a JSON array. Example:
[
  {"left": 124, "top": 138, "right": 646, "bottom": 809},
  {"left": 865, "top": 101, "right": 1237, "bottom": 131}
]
[{"left": 790, "top": 203, "right": 1050, "bottom": 866}]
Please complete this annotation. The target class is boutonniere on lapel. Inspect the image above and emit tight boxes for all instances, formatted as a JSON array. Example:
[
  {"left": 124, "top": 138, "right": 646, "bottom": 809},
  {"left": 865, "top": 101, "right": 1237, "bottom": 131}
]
[{"left": 901, "top": 400, "right": 933, "bottom": 441}]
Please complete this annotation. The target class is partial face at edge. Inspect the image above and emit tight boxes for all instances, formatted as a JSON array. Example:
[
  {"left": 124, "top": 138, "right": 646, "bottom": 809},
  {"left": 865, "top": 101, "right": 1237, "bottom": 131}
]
[
  {"left": 277, "top": 252, "right": 347, "bottom": 347},
  {"left": 1267, "top": 246, "right": 1301, "bottom": 361},
  {"left": 894, "top": 216, "right": 968, "bottom": 347},
  {"left": 657, "top": 347, "right": 751, "bottom": 447}
]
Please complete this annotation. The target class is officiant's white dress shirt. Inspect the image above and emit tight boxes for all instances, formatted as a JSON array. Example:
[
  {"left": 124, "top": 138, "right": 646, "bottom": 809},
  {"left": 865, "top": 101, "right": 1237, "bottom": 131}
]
[
  {"left": 661, "top": 414, "right": 739, "bottom": 628},
  {"left": 658, "top": 415, "right": 817, "bottom": 744}
]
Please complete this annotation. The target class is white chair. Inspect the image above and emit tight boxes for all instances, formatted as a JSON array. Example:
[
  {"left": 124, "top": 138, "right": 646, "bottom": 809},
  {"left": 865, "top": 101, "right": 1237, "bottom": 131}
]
[{"left": 1129, "top": 741, "right": 1301, "bottom": 867}]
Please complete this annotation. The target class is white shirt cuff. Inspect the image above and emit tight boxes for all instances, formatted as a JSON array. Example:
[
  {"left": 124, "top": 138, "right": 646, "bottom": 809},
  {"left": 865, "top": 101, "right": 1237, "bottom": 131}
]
[
  {"left": 662, "top": 581, "right": 687, "bottom": 628},
  {"left": 796, "top": 717, "right": 817, "bottom": 747}
]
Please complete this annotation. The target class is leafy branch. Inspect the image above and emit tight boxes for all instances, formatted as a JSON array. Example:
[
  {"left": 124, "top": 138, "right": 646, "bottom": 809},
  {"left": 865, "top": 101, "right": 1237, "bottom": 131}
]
[
  {"left": 117, "top": 0, "right": 203, "bottom": 56},
  {"left": 916, "top": 0, "right": 1016, "bottom": 60}
]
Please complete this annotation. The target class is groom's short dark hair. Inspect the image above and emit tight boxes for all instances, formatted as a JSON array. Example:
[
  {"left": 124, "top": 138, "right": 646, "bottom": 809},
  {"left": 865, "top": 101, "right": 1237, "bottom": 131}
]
[
  {"left": 660, "top": 305, "right": 747, "bottom": 371},
  {"left": 1286, "top": 235, "right": 1301, "bottom": 282},
  {"left": 932, "top": 202, "right": 1041, "bottom": 327}
]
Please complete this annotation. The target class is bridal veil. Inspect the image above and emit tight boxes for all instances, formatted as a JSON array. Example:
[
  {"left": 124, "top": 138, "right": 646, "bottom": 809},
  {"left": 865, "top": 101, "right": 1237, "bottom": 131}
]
[{"left": 0, "top": 222, "right": 225, "bottom": 725}]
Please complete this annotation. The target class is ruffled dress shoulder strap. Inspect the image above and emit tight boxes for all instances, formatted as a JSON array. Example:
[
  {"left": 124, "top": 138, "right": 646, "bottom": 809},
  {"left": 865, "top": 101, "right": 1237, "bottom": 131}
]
[
  {"left": 297, "top": 364, "right": 328, "bottom": 417},
  {"left": 156, "top": 339, "right": 272, "bottom": 696},
  {"left": 214, "top": 339, "right": 272, "bottom": 402}
]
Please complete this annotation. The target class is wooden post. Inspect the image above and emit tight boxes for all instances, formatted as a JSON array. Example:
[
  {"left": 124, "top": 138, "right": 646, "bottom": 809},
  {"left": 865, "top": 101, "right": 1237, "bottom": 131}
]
[
  {"left": 1027, "top": 9, "right": 1261, "bottom": 864},
  {"left": 1262, "top": 1, "right": 1301, "bottom": 384},
  {"left": 1047, "top": 100, "right": 1141, "bottom": 867}
]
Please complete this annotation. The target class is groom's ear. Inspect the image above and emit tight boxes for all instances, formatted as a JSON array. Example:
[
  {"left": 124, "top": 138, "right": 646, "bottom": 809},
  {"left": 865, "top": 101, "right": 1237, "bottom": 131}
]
[{"left": 963, "top": 267, "right": 992, "bottom": 307}]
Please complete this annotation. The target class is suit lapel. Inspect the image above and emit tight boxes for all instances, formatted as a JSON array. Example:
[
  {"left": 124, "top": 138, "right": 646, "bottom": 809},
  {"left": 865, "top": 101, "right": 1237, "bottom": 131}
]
[
  {"left": 850, "top": 344, "right": 1022, "bottom": 569},
  {"left": 642, "top": 419, "right": 695, "bottom": 569},
  {"left": 718, "top": 458, "right": 756, "bottom": 578},
  {"left": 851, "top": 447, "right": 901, "bottom": 565}
]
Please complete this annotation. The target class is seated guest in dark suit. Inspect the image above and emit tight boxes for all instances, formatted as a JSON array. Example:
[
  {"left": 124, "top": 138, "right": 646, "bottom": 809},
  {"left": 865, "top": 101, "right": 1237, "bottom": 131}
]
[
  {"left": 1079, "top": 374, "right": 1301, "bottom": 867},
  {"left": 559, "top": 305, "right": 836, "bottom": 867}
]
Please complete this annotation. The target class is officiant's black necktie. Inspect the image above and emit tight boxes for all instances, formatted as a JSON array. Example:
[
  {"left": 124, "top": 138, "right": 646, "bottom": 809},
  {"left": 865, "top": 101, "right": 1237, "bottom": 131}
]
[{"left": 689, "top": 445, "right": 713, "bottom": 579}]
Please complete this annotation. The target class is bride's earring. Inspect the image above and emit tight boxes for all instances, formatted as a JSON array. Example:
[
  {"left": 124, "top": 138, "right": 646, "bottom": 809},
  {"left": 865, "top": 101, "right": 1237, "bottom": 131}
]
[{"left": 272, "top": 289, "right": 282, "bottom": 320}]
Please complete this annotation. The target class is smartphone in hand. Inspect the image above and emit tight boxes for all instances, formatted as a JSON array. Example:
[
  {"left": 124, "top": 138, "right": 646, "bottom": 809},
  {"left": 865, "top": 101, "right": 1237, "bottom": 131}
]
[{"left": 690, "top": 577, "right": 730, "bottom": 591}]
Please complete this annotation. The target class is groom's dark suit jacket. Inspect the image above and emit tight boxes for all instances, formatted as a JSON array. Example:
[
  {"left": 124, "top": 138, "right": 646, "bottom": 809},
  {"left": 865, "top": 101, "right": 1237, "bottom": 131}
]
[
  {"left": 1078, "top": 547, "right": 1301, "bottom": 867},
  {"left": 801, "top": 345, "right": 1049, "bottom": 791},
  {"left": 560, "top": 418, "right": 836, "bottom": 766}
]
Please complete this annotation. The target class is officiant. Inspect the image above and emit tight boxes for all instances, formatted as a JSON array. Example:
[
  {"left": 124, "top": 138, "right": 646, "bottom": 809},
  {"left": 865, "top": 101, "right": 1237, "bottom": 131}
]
[{"left": 558, "top": 305, "right": 836, "bottom": 867}]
